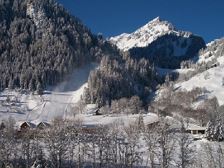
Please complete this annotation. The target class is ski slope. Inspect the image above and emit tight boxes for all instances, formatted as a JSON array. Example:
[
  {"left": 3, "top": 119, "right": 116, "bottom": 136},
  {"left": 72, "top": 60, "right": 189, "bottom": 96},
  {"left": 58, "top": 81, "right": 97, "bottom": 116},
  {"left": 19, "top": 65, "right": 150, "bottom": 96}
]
[{"left": 0, "top": 63, "right": 98, "bottom": 124}]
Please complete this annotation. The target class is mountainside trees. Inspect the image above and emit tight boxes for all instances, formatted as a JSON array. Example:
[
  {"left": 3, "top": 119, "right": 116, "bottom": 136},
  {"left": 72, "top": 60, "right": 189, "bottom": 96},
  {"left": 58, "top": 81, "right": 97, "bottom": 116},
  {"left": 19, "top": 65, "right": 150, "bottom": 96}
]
[
  {"left": 129, "top": 33, "right": 206, "bottom": 69},
  {"left": 83, "top": 53, "right": 157, "bottom": 107},
  {"left": 0, "top": 0, "right": 110, "bottom": 92},
  {"left": 206, "top": 105, "right": 224, "bottom": 141}
]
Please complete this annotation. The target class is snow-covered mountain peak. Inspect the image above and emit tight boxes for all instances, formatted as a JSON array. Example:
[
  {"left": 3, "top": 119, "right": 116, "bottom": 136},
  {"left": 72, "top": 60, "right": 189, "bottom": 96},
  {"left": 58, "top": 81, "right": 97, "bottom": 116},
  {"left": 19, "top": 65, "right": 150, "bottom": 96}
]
[
  {"left": 110, "top": 17, "right": 191, "bottom": 51},
  {"left": 143, "top": 16, "right": 173, "bottom": 29},
  {"left": 144, "top": 16, "right": 164, "bottom": 26},
  {"left": 150, "top": 16, "right": 161, "bottom": 22},
  {"left": 137, "top": 17, "right": 174, "bottom": 33}
]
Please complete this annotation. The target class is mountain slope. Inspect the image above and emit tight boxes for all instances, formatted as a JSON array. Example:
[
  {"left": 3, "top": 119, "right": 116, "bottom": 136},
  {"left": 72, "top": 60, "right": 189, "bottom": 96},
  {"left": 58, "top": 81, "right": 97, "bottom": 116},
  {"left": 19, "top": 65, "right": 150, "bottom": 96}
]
[
  {"left": 0, "top": 63, "right": 98, "bottom": 123},
  {"left": 110, "top": 17, "right": 206, "bottom": 69},
  {"left": 110, "top": 17, "right": 187, "bottom": 51},
  {"left": 0, "top": 0, "right": 109, "bottom": 92},
  {"left": 84, "top": 18, "right": 207, "bottom": 106},
  {"left": 175, "top": 38, "right": 224, "bottom": 105}
]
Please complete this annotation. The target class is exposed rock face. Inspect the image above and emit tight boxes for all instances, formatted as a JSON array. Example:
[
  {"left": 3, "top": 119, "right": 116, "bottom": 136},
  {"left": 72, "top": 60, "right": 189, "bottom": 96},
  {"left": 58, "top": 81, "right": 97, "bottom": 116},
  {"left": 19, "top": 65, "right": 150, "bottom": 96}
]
[
  {"left": 110, "top": 17, "right": 206, "bottom": 69},
  {"left": 110, "top": 17, "right": 191, "bottom": 51},
  {"left": 129, "top": 33, "right": 206, "bottom": 69}
]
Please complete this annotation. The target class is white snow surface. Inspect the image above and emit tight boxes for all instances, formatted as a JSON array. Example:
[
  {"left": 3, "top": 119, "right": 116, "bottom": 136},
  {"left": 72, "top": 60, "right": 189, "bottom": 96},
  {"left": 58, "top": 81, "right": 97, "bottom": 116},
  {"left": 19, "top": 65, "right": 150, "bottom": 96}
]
[
  {"left": 0, "top": 62, "right": 160, "bottom": 129},
  {"left": 0, "top": 63, "right": 98, "bottom": 125},
  {"left": 110, "top": 17, "right": 191, "bottom": 51},
  {"left": 196, "top": 38, "right": 224, "bottom": 65},
  {"left": 154, "top": 39, "right": 224, "bottom": 107},
  {"left": 156, "top": 67, "right": 195, "bottom": 77},
  {"left": 80, "top": 113, "right": 159, "bottom": 127},
  {"left": 175, "top": 55, "right": 224, "bottom": 105}
]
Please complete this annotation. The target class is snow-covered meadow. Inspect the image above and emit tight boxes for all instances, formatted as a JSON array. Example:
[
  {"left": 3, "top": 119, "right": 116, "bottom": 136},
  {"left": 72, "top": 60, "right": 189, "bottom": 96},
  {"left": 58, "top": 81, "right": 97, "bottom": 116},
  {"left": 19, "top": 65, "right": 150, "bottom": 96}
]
[{"left": 0, "top": 63, "right": 98, "bottom": 125}]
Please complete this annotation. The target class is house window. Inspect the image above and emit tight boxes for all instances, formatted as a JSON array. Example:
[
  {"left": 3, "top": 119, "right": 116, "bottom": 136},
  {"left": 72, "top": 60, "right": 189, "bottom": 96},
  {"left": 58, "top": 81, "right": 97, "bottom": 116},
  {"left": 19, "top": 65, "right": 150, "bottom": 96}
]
[{"left": 192, "top": 130, "right": 197, "bottom": 134}]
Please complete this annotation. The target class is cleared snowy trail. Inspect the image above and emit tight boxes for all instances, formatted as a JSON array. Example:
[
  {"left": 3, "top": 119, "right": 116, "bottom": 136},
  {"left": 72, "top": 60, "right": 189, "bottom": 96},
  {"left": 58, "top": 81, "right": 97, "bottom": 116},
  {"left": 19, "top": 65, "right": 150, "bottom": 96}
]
[{"left": 0, "top": 63, "right": 98, "bottom": 124}]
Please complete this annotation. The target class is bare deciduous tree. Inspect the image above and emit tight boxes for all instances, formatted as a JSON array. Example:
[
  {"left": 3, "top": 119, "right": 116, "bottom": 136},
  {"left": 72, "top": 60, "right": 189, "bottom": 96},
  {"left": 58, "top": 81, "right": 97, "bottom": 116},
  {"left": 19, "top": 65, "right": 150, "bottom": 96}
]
[
  {"left": 177, "top": 119, "right": 195, "bottom": 168},
  {"left": 144, "top": 125, "right": 160, "bottom": 168}
]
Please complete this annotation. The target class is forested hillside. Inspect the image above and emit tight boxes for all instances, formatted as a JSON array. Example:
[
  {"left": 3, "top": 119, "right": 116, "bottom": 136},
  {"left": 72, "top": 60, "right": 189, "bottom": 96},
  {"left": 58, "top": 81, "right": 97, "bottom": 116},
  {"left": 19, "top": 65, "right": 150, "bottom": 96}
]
[
  {"left": 129, "top": 33, "right": 205, "bottom": 69},
  {"left": 0, "top": 0, "right": 160, "bottom": 109},
  {"left": 1, "top": 1, "right": 224, "bottom": 167},
  {"left": 0, "top": 0, "right": 113, "bottom": 93},
  {"left": 83, "top": 53, "right": 157, "bottom": 106},
  {"left": 83, "top": 18, "right": 207, "bottom": 107}
]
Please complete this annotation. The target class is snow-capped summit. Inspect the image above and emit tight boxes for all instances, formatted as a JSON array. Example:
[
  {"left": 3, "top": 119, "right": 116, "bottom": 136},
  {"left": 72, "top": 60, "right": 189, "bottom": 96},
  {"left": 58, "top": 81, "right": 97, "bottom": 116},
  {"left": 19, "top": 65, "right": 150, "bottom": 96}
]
[{"left": 110, "top": 17, "right": 191, "bottom": 51}]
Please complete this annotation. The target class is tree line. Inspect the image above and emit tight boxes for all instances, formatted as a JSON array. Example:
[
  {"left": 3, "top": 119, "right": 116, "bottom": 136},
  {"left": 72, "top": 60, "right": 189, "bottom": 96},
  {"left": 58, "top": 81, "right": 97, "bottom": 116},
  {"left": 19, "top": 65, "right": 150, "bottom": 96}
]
[{"left": 1, "top": 116, "right": 221, "bottom": 168}]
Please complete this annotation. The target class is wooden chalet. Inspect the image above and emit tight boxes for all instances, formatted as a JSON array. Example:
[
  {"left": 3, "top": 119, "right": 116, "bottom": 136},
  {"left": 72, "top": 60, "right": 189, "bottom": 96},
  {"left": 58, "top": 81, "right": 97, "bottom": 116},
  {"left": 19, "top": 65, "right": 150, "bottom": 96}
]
[
  {"left": 19, "top": 122, "right": 36, "bottom": 131},
  {"left": 186, "top": 124, "right": 206, "bottom": 135},
  {"left": 37, "top": 122, "right": 51, "bottom": 130}
]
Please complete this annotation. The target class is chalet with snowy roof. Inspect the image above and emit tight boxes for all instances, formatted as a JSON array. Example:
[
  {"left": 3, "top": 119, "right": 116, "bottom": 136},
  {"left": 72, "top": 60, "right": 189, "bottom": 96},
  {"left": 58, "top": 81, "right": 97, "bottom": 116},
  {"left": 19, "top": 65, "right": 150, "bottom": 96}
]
[
  {"left": 19, "top": 122, "right": 36, "bottom": 131},
  {"left": 37, "top": 122, "right": 51, "bottom": 130},
  {"left": 81, "top": 124, "right": 100, "bottom": 134},
  {"left": 144, "top": 113, "right": 159, "bottom": 128},
  {"left": 186, "top": 124, "right": 206, "bottom": 135}
]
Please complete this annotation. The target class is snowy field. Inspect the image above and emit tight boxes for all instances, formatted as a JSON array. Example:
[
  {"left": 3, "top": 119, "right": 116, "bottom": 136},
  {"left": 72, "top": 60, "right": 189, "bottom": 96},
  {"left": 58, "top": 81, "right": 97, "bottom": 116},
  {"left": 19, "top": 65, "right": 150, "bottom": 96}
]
[
  {"left": 80, "top": 113, "right": 159, "bottom": 127},
  {"left": 0, "top": 63, "right": 98, "bottom": 125},
  {"left": 0, "top": 62, "right": 160, "bottom": 129}
]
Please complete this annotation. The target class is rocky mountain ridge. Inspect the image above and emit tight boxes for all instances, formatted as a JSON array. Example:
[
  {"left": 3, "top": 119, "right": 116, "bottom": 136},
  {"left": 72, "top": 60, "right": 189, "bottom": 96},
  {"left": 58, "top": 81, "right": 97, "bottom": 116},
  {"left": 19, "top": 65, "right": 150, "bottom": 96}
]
[{"left": 110, "top": 17, "right": 206, "bottom": 69}]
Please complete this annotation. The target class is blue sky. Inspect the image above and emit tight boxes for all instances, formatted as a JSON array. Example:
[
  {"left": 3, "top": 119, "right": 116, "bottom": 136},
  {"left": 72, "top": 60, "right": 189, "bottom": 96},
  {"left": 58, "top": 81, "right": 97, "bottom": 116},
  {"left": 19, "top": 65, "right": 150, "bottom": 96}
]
[{"left": 58, "top": 0, "right": 224, "bottom": 42}]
